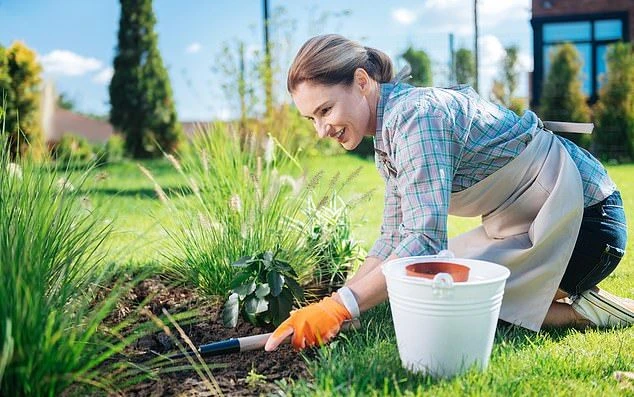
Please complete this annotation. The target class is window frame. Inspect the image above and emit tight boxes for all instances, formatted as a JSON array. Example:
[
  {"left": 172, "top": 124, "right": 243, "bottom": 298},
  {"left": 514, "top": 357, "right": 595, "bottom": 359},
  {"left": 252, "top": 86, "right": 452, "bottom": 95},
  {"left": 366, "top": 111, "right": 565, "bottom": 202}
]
[{"left": 531, "top": 11, "right": 629, "bottom": 106}]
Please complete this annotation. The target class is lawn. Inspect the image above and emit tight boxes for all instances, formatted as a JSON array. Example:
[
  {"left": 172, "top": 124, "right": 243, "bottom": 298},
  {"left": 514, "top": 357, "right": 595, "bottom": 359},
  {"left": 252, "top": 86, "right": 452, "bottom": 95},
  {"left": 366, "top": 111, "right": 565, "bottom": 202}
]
[{"left": 81, "top": 156, "right": 633, "bottom": 395}]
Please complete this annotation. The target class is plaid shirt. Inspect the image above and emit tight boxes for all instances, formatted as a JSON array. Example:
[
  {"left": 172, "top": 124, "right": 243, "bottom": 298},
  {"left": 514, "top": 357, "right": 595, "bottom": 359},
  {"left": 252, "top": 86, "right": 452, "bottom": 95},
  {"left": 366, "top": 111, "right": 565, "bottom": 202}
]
[{"left": 369, "top": 83, "right": 616, "bottom": 260}]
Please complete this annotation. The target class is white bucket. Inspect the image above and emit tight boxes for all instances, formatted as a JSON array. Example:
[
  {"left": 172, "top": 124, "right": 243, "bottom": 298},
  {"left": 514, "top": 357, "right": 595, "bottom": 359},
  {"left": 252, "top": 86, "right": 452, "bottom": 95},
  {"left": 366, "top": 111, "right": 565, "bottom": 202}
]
[{"left": 382, "top": 254, "right": 510, "bottom": 378}]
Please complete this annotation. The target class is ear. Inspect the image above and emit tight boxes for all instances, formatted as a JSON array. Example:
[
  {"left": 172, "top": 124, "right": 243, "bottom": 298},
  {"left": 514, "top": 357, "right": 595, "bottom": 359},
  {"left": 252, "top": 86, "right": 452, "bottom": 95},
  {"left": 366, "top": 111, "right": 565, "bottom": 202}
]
[{"left": 353, "top": 68, "right": 371, "bottom": 94}]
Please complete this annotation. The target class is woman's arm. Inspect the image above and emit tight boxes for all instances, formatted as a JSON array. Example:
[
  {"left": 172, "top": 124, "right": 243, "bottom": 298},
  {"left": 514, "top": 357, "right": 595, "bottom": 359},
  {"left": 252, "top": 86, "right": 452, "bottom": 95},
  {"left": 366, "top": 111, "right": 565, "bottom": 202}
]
[{"left": 340, "top": 254, "right": 398, "bottom": 312}]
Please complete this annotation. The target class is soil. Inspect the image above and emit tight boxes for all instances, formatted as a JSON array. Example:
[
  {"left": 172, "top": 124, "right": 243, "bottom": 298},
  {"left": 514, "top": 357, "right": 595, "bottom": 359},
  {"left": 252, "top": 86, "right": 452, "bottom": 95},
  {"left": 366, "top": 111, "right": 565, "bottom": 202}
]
[{"left": 102, "top": 276, "right": 311, "bottom": 396}]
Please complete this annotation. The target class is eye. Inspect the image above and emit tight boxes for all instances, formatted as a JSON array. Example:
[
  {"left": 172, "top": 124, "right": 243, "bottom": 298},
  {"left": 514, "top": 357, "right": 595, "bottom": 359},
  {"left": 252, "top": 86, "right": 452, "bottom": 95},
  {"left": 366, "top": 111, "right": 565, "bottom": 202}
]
[{"left": 320, "top": 107, "right": 331, "bottom": 116}]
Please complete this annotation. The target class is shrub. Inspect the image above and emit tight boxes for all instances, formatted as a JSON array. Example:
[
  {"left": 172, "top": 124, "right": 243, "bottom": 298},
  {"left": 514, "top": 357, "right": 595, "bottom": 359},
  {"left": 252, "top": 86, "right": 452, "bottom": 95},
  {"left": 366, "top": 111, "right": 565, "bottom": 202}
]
[
  {"left": 593, "top": 42, "right": 634, "bottom": 162},
  {"left": 52, "top": 134, "right": 96, "bottom": 164},
  {"left": 540, "top": 43, "right": 592, "bottom": 148},
  {"left": 95, "top": 133, "right": 126, "bottom": 164}
]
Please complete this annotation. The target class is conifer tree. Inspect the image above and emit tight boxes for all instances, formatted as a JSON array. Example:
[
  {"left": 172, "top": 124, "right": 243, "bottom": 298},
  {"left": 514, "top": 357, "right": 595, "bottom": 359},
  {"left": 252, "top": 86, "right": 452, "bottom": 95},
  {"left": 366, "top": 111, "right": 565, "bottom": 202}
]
[
  {"left": 594, "top": 42, "right": 634, "bottom": 161},
  {"left": 109, "top": 0, "right": 183, "bottom": 158},
  {"left": 540, "top": 43, "right": 591, "bottom": 147}
]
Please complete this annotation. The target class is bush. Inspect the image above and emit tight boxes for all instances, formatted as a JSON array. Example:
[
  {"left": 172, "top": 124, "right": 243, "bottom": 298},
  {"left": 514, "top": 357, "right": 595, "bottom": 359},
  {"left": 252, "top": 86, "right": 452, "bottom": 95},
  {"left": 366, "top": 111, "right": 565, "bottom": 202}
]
[
  {"left": 593, "top": 42, "right": 634, "bottom": 162},
  {"left": 52, "top": 134, "right": 96, "bottom": 164},
  {"left": 95, "top": 133, "right": 126, "bottom": 164},
  {"left": 540, "top": 43, "right": 592, "bottom": 148}
]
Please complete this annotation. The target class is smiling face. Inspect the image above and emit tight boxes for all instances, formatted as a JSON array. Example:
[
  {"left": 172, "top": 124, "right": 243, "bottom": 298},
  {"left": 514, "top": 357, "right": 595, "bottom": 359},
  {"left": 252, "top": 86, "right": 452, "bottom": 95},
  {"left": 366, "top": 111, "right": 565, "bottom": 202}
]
[{"left": 291, "top": 69, "right": 378, "bottom": 151}]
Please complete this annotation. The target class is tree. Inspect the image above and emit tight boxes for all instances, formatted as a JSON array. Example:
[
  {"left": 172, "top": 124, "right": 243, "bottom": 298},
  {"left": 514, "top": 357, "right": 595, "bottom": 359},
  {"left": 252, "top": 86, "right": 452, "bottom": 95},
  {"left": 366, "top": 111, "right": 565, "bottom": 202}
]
[
  {"left": 109, "top": 0, "right": 183, "bottom": 158},
  {"left": 540, "top": 43, "right": 591, "bottom": 147},
  {"left": 401, "top": 47, "right": 432, "bottom": 87},
  {"left": 0, "top": 41, "right": 43, "bottom": 159},
  {"left": 57, "top": 92, "right": 75, "bottom": 111},
  {"left": 593, "top": 42, "right": 634, "bottom": 161},
  {"left": 455, "top": 48, "right": 475, "bottom": 86},
  {"left": 491, "top": 45, "right": 525, "bottom": 115}
]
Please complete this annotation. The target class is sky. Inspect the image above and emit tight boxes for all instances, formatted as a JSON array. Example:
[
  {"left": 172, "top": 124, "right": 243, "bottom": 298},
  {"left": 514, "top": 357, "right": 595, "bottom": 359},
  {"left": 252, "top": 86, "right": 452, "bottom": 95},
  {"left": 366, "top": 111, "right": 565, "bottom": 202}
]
[{"left": 1, "top": 0, "right": 533, "bottom": 121}]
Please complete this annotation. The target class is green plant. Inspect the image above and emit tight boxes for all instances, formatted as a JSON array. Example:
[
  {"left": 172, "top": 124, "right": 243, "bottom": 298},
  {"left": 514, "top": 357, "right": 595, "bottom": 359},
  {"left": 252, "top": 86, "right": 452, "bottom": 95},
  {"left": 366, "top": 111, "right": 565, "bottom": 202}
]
[
  {"left": 296, "top": 194, "right": 366, "bottom": 293},
  {"left": 52, "top": 134, "right": 96, "bottom": 163},
  {"left": 245, "top": 365, "right": 267, "bottom": 388},
  {"left": 160, "top": 124, "right": 318, "bottom": 298},
  {"left": 96, "top": 133, "right": 126, "bottom": 164},
  {"left": 222, "top": 249, "right": 304, "bottom": 327},
  {"left": 0, "top": 116, "right": 140, "bottom": 394}
]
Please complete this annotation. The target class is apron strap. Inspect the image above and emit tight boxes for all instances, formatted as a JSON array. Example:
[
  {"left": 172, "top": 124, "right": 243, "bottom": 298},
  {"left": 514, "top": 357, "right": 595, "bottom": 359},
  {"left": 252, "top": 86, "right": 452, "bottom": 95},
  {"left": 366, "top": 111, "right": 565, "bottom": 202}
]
[{"left": 541, "top": 119, "right": 594, "bottom": 134}]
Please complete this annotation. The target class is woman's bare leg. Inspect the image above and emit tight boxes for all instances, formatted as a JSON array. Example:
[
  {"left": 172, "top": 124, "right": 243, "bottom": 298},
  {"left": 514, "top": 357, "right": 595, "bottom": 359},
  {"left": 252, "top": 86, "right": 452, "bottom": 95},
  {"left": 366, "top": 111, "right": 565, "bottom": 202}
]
[{"left": 542, "top": 289, "right": 592, "bottom": 328}]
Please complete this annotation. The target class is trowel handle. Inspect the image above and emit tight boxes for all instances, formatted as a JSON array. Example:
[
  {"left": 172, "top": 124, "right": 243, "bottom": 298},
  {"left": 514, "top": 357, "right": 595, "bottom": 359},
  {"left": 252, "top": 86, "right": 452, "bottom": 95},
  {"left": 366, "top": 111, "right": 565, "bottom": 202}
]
[{"left": 239, "top": 317, "right": 361, "bottom": 352}]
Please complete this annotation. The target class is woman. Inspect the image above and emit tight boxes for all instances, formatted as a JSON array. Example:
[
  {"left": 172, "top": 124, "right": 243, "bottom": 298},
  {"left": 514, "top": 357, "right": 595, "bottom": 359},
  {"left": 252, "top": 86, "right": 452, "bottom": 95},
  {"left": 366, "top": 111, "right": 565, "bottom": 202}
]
[{"left": 265, "top": 34, "right": 633, "bottom": 352}]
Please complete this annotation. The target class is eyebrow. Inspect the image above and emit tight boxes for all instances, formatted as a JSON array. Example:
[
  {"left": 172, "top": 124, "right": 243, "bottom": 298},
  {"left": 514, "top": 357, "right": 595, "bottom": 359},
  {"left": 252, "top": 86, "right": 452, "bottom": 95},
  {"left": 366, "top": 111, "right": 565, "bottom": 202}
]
[{"left": 310, "top": 101, "right": 330, "bottom": 117}]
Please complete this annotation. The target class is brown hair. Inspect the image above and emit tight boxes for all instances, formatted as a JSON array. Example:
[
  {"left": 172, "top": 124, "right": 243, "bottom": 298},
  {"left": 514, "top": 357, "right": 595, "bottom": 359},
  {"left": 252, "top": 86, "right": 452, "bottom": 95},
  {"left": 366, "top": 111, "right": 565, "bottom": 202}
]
[{"left": 287, "top": 34, "right": 394, "bottom": 93}]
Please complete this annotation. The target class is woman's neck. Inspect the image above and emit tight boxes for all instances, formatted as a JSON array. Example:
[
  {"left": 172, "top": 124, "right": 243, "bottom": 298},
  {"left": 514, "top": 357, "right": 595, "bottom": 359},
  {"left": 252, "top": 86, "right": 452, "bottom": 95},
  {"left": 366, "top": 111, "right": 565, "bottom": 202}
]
[{"left": 366, "top": 81, "right": 381, "bottom": 136}]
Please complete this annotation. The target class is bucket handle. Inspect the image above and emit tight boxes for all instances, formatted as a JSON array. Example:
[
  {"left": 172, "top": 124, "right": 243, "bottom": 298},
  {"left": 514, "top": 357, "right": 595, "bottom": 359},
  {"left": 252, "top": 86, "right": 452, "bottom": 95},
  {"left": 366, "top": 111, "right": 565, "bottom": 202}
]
[{"left": 432, "top": 273, "right": 454, "bottom": 297}]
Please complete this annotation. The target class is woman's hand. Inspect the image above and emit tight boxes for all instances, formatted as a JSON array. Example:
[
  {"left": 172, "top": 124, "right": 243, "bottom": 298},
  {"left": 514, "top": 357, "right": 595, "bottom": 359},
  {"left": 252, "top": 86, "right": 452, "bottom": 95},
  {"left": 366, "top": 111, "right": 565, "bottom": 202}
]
[{"left": 264, "top": 296, "right": 351, "bottom": 351}]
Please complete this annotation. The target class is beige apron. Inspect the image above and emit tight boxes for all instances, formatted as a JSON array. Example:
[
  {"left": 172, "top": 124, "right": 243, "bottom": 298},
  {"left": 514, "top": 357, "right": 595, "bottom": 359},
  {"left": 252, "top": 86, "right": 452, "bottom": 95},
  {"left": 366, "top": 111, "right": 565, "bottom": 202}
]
[{"left": 447, "top": 127, "right": 584, "bottom": 331}]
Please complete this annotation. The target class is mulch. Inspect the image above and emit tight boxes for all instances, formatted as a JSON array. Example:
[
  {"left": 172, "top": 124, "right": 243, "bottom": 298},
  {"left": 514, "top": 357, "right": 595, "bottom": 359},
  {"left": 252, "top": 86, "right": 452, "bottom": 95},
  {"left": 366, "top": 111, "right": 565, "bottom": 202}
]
[{"left": 102, "top": 276, "right": 312, "bottom": 396}]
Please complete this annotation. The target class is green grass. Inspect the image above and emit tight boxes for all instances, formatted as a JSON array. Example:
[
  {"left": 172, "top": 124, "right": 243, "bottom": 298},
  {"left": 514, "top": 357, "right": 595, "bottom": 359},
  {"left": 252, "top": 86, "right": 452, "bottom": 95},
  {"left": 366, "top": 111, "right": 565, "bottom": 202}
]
[{"left": 84, "top": 156, "right": 634, "bottom": 396}]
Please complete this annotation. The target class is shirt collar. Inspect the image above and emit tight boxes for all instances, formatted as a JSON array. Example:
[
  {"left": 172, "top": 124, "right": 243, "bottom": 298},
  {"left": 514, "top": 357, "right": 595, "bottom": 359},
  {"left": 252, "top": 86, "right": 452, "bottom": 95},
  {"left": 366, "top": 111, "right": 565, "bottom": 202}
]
[{"left": 374, "top": 82, "right": 397, "bottom": 152}]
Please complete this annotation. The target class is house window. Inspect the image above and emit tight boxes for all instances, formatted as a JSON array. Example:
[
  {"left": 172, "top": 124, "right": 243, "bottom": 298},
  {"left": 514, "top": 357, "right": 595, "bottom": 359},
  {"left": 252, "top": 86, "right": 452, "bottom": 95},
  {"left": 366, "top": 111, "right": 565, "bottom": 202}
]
[{"left": 540, "top": 18, "right": 625, "bottom": 98}]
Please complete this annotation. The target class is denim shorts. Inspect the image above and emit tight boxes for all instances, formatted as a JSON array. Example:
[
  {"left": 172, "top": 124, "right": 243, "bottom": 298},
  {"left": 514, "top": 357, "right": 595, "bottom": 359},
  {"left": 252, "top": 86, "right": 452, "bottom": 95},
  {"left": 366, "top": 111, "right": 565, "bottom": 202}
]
[{"left": 559, "top": 190, "right": 628, "bottom": 295}]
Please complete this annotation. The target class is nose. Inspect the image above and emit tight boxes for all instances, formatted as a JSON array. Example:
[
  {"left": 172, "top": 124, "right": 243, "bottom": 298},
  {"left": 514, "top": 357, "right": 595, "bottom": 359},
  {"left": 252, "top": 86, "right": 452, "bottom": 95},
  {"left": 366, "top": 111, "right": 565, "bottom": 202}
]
[{"left": 315, "top": 119, "right": 332, "bottom": 139}]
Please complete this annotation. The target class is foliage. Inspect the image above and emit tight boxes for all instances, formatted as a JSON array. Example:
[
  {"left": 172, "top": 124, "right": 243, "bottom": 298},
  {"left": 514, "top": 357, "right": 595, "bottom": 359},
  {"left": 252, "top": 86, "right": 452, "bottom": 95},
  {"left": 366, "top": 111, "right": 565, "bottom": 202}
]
[
  {"left": 212, "top": 6, "right": 349, "bottom": 156},
  {"left": 52, "top": 134, "right": 96, "bottom": 163},
  {"left": 455, "top": 48, "right": 476, "bottom": 86},
  {"left": 160, "top": 123, "right": 318, "bottom": 297},
  {"left": 57, "top": 92, "right": 76, "bottom": 111},
  {"left": 491, "top": 45, "right": 525, "bottom": 116},
  {"left": 51, "top": 134, "right": 126, "bottom": 165},
  {"left": 98, "top": 133, "right": 126, "bottom": 163},
  {"left": 593, "top": 42, "right": 634, "bottom": 162},
  {"left": 401, "top": 47, "right": 433, "bottom": 87},
  {"left": 294, "top": 194, "right": 366, "bottom": 292},
  {"left": 540, "top": 43, "right": 592, "bottom": 148},
  {"left": 0, "top": 41, "right": 43, "bottom": 159},
  {"left": 222, "top": 250, "right": 304, "bottom": 327},
  {"left": 109, "top": 0, "right": 183, "bottom": 158},
  {"left": 0, "top": 117, "right": 138, "bottom": 394}
]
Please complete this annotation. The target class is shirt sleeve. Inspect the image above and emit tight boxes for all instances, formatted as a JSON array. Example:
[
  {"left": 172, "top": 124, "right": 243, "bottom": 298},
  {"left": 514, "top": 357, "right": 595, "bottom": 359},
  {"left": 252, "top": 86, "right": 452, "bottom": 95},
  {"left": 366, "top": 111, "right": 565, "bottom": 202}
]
[
  {"left": 368, "top": 164, "right": 402, "bottom": 259},
  {"left": 389, "top": 103, "right": 459, "bottom": 257}
]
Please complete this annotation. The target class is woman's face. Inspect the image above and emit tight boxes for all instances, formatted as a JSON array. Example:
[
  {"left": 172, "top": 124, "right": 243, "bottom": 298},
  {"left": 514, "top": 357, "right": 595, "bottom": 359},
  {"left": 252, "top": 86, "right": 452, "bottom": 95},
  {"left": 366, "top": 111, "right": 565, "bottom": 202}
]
[{"left": 291, "top": 71, "right": 376, "bottom": 151}]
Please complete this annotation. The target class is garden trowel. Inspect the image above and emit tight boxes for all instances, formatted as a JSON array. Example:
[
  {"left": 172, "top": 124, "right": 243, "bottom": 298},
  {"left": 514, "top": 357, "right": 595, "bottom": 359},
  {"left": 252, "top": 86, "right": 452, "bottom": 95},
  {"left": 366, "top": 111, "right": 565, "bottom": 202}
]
[{"left": 165, "top": 318, "right": 361, "bottom": 360}]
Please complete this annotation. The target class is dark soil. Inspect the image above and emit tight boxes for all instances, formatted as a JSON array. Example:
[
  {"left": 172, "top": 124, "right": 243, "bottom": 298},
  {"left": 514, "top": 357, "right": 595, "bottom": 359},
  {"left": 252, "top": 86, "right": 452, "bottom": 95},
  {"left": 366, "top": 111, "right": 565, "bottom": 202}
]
[{"left": 104, "top": 276, "right": 311, "bottom": 396}]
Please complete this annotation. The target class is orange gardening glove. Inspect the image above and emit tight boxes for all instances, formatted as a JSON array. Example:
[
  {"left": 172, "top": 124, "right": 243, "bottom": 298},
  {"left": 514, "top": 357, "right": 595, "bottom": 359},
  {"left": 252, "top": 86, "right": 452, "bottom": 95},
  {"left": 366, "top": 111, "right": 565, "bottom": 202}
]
[{"left": 264, "top": 296, "right": 351, "bottom": 351}]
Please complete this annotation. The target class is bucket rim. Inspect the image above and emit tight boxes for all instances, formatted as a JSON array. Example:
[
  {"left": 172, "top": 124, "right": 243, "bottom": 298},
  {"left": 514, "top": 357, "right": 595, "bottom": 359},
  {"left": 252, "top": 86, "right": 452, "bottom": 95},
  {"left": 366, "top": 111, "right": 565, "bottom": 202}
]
[{"left": 382, "top": 256, "right": 510, "bottom": 286}]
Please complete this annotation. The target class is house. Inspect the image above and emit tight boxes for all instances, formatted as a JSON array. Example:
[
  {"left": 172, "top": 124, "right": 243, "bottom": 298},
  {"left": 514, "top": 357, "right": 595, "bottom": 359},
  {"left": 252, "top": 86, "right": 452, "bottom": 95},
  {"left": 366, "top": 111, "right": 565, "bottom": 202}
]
[
  {"left": 41, "top": 81, "right": 208, "bottom": 145},
  {"left": 530, "top": 0, "right": 634, "bottom": 107}
]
